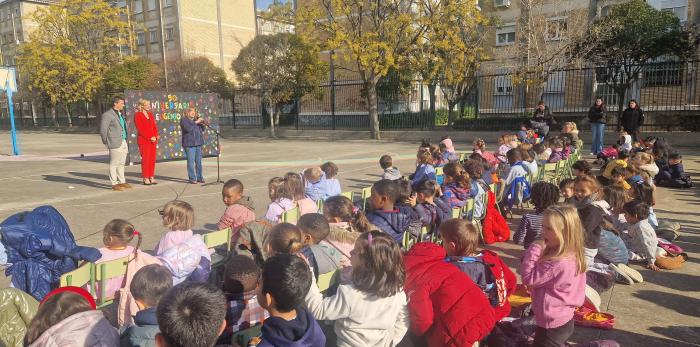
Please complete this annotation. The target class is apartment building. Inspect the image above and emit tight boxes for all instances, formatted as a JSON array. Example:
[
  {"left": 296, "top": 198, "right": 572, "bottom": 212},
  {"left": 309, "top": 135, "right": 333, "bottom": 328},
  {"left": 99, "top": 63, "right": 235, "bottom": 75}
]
[
  {"left": 477, "top": 0, "right": 700, "bottom": 112},
  {"left": 0, "top": 0, "right": 56, "bottom": 67},
  {"left": 122, "top": 0, "right": 257, "bottom": 80}
]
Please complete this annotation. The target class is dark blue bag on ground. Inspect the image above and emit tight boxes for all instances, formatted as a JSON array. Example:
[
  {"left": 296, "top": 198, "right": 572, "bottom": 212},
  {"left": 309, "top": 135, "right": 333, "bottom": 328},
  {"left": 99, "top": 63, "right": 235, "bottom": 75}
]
[{"left": 0, "top": 205, "right": 100, "bottom": 301}]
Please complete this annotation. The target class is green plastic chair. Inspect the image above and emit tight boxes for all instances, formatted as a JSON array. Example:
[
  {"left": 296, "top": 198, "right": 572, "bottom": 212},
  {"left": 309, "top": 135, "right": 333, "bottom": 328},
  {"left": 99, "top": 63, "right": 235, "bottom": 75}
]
[
  {"left": 464, "top": 198, "right": 475, "bottom": 220},
  {"left": 341, "top": 191, "right": 354, "bottom": 201},
  {"left": 402, "top": 231, "right": 416, "bottom": 250},
  {"left": 451, "top": 207, "right": 462, "bottom": 219},
  {"left": 316, "top": 199, "right": 324, "bottom": 211},
  {"left": 232, "top": 325, "right": 263, "bottom": 347},
  {"left": 60, "top": 262, "right": 94, "bottom": 294},
  {"left": 543, "top": 162, "right": 558, "bottom": 183},
  {"left": 203, "top": 228, "right": 232, "bottom": 267},
  {"left": 317, "top": 269, "right": 340, "bottom": 293},
  {"left": 282, "top": 206, "right": 300, "bottom": 224},
  {"left": 94, "top": 256, "right": 130, "bottom": 308}
]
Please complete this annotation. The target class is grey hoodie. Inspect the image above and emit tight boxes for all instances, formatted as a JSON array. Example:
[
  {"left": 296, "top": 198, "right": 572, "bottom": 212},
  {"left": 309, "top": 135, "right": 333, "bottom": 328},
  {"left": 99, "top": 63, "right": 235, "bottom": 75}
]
[{"left": 383, "top": 167, "right": 403, "bottom": 180}]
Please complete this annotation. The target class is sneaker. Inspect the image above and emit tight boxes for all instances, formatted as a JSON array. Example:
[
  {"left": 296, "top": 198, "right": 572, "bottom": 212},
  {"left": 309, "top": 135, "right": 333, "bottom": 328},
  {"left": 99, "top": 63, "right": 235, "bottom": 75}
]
[
  {"left": 608, "top": 264, "right": 633, "bottom": 285},
  {"left": 112, "top": 184, "right": 125, "bottom": 191},
  {"left": 616, "top": 263, "right": 643, "bottom": 283},
  {"left": 197, "top": 179, "right": 205, "bottom": 183},
  {"left": 590, "top": 152, "right": 595, "bottom": 156}
]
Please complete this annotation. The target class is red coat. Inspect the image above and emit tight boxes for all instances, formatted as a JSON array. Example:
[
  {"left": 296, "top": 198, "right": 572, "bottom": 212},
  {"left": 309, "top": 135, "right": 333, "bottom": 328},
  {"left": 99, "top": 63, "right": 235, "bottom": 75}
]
[
  {"left": 134, "top": 111, "right": 158, "bottom": 146},
  {"left": 404, "top": 242, "right": 496, "bottom": 347},
  {"left": 482, "top": 190, "right": 510, "bottom": 244}
]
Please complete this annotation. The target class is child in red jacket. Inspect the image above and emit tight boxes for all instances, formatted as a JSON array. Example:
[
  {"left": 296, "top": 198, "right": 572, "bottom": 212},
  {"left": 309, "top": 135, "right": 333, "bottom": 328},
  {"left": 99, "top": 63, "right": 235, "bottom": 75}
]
[
  {"left": 440, "top": 219, "right": 517, "bottom": 321},
  {"left": 404, "top": 241, "right": 496, "bottom": 347}
]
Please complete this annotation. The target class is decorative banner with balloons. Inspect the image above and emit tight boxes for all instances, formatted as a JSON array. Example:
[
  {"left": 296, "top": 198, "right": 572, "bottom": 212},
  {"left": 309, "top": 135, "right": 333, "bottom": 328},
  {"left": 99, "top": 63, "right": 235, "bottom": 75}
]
[{"left": 124, "top": 90, "right": 221, "bottom": 164}]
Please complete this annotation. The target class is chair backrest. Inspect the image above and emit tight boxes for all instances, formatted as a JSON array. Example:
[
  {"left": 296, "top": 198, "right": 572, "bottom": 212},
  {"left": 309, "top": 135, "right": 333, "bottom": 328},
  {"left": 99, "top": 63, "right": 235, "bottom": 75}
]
[
  {"left": 451, "top": 207, "right": 462, "bottom": 219},
  {"left": 317, "top": 269, "right": 340, "bottom": 293},
  {"left": 94, "top": 256, "right": 130, "bottom": 307},
  {"left": 232, "top": 324, "right": 263, "bottom": 347},
  {"left": 402, "top": 231, "right": 416, "bottom": 250},
  {"left": 60, "top": 263, "right": 93, "bottom": 292},
  {"left": 317, "top": 199, "right": 324, "bottom": 211},
  {"left": 341, "top": 191, "right": 354, "bottom": 201},
  {"left": 435, "top": 166, "right": 444, "bottom": 185},
  {"left": 203, "top": 228, "right": 232, "bottom": 251},
  {"left": 464, "top": 198, "right": 475, "bottom": 220},
  {"left": 282, "top": 206, "right": 300, "bottom": 224}
]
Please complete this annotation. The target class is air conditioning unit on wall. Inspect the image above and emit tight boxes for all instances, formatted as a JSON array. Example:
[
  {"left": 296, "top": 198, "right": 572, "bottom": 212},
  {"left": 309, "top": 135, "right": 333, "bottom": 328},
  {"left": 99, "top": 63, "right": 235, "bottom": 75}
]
[{"left": 495, "top": 0, "right": 511, "bottom": 8}]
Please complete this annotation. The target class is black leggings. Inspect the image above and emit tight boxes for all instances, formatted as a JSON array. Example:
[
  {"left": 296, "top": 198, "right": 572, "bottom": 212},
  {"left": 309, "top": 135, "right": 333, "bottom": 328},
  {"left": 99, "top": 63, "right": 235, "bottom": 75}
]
[{"left": 533, "top": 319, "right": 574, "bottom": 347}]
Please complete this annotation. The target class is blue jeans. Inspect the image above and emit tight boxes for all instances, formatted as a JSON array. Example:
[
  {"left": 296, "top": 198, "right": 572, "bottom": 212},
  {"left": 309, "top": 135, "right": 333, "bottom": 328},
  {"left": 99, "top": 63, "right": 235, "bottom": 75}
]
[
  {"left": 590, "top": 123, "right": 605, "bottom": 154},
  {"left": 184, "top": 146, "right": 203, "bottom": 181}
]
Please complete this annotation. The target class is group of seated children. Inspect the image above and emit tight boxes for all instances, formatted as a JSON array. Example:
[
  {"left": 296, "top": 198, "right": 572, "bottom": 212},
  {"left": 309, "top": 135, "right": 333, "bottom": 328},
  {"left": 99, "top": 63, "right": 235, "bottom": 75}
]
[{"left": 15, "top": 129, "right": 690, "bottom": 347}]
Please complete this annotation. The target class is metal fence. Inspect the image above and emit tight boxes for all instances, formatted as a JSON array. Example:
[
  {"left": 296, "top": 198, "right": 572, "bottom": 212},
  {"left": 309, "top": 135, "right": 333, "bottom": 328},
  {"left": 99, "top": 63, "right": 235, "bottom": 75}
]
[{"left": 225, "top": 60, "right": 700, "bottom": 132}]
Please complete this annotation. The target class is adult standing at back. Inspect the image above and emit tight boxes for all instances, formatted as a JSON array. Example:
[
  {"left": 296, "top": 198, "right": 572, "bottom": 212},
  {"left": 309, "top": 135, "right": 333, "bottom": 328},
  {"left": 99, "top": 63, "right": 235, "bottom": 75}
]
[
  {"left": 588, "top": 98, "right": 607, "bottom": 155},
  {"left": 180, "top": 107, "right": 206, "bottom": 184},
  {"left": 620, "top": 99, "right": 644, "bottom": 142},
  {"left": 100, "top": 95, "right": 132, "bottom": 191},
  {"left": 531, "top": 100, "right": 557, "bottom": 139},
  {"left": 134, "top": 99, "right": 159, "bottom": 185}
]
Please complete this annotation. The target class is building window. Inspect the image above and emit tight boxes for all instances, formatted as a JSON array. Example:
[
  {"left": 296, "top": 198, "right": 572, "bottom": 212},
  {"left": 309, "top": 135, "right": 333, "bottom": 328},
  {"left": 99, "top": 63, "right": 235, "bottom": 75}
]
[
  {"left": 147, "top": 0, "right": 157, "bottom": 11},
  {"left": 149, "top": 28, "right": 158, "bottom": 43},
  {"left": 662, "top": 6, "right": 687, "bottom": 23},
  {"left": 494, "top": 0, "right": 511, "bottom": 7},
  {"left": 165, "top": 27, "right": 174, "bottom": 41},
  {"left": 163, "top": 0, "right": 173, "bottom": 7},
  {"left": 496, "top": 24, "right": 515, "bottom": 46},
  {"left": 546, "top": 17, "right": 567, "bottom": 41},
  {"left": 494, "top": 74, "right": 513, "bottom": 94},
  {"left": 136, "top": 31, "right": 145, "bottom": 45},
  {"left": 133, "top": 0, "right": 143, "bottom": 14},
  {"left": 643, "top": 62, "right": 683, "bottom": 87}
]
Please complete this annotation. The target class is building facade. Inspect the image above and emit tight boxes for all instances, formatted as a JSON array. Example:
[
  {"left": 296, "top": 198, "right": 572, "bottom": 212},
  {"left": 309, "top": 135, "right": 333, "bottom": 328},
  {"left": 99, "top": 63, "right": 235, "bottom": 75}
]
[
  {"left": 122, "top": 0, "right": 257, "bottom": 80},
  {"left": 0, "top": 0, "right": 56, "bottom": 67}
]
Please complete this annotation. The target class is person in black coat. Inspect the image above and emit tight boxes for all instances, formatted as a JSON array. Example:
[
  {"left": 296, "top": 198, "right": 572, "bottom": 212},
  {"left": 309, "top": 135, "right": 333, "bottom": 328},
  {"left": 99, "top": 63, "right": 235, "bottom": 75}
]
[
  {"left": 531, "top": 100, "right": 557, "bottom": 138},
  {"left": 588, "top": 98, "right": 607, "bottom": 155},
  {"left": 620, "top": 99, "right": 644, "bottom": 142}
]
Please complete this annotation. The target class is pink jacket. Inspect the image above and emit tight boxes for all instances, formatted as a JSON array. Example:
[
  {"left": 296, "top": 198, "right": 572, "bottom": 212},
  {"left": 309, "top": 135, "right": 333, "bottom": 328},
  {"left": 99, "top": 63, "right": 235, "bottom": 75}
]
[
  {"left": 117, "top": 250, "right": 162, "bottom": 327},
  {"left": 518, "top": 243, "right": 585, "bottom": 329},
  {"left": 95, "top": 246, "right": 134, "bottom": 300},
  {"left": 217, "top": 204, "right": 256, "bottom": 232},
  {"left": 29, "top": 310, "right": 118, "bottom": 347},
  {"left": 154, "top": 230, "right": 193, "bottom": 256},
  {"left": 297, "top": 197, "right": 319, "bottom": 216}
]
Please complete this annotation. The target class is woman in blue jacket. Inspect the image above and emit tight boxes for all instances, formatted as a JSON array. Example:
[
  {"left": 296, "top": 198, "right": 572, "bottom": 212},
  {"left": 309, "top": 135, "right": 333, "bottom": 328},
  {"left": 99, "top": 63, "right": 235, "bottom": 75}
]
[{"left": 180, "top": 107, "right": 206, "bottom": 184}]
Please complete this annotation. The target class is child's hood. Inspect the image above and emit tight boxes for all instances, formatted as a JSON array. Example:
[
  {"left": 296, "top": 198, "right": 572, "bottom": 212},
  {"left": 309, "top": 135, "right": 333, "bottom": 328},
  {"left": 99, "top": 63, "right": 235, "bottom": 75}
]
[
  {"left": 443, "top": 182, "right": 470, "bottom": 200},
  {"left": 383, "top": 167, "right": 403, "bottom": 180},
  {"left": 404, "top": 242, "right": 446, "bottom": 269},
  {"left": 234, "top": 195, "right": 256, "bottom": 211},
  {"left": 260, "top": 308, "right": 324, "bottom": 347}
]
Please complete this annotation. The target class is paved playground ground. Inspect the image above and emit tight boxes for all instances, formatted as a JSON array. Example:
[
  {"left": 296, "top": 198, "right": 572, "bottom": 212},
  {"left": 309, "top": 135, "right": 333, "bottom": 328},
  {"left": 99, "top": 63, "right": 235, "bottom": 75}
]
[{"left": 0, "top": 131, "right": 698, "bottom": 346}]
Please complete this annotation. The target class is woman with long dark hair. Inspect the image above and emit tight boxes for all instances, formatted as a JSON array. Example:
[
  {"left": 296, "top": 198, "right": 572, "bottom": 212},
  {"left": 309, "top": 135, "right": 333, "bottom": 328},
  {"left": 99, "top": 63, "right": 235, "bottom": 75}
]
[
  {"left": 588, "top": 98, "right": 607, "bottom": 155},
  {"left": 620, "top": 99, "right": 644, "bottom": 142}
]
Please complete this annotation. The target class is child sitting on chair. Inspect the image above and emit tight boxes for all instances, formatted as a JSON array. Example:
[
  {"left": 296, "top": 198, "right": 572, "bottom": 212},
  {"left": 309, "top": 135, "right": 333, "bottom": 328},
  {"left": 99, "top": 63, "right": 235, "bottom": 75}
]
[
  {"left": 120, "top": 264, "right": 173, "bottom": 347},
  {"left": 218, "top": 255, "right": 268, "bottom": 343},
  {"left": 217, "top": 179, "right": 256, "bottom": 234},
  {"left": 321, "top": 162, "right": 342, "bottom": 198}
]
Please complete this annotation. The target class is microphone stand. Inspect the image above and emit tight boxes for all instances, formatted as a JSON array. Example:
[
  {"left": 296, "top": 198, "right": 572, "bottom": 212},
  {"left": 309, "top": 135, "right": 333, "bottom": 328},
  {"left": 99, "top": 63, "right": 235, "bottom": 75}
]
[{"left": 202, "top": 121, "right": 224, "bottom": 185}]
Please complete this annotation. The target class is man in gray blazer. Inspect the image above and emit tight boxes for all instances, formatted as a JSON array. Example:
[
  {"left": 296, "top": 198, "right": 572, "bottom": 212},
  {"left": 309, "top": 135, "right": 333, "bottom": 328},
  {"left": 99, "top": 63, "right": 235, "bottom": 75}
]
[{"left": 100, "top": 96, "right": 132, "bottom": 191}]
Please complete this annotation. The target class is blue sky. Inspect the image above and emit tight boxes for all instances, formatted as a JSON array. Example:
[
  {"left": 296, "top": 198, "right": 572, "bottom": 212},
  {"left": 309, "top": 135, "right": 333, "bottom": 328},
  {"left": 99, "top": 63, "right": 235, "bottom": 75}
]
[{"left": 256, "top": 0, "right": 291, "bottom": 10}]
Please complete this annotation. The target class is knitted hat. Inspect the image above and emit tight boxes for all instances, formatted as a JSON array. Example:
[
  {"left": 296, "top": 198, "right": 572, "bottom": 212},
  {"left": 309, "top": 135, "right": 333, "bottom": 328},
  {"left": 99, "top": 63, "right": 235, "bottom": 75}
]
[
  {"left": 41, "top": 286, "right": 96, "bottom": 309},
  {"left": 440, "top": 138, "right": 455, "bottom": 153}
]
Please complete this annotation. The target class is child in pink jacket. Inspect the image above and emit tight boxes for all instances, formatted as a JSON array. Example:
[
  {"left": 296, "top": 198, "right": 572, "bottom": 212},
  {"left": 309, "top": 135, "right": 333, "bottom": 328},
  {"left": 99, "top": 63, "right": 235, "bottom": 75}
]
[
  {"left": 519, "top": 204, "right": 586, "bottom": 346},
  {"left": 217, "top": 179, "right": 256, "bottom": 232}
]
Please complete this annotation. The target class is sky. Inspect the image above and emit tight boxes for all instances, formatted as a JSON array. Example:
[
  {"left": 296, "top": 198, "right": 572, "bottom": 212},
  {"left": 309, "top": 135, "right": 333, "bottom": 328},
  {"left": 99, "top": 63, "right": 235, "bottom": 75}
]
[{"left": 256, "top": 0, "right": 292, "bottom": 10}]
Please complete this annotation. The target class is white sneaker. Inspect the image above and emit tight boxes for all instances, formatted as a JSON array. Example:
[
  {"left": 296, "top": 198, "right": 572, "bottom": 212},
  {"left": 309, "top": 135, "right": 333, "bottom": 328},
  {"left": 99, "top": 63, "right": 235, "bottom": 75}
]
[
  {"left": 590, "top": 152, "right": 595, "bottom": 156},
  {"left": 617, "top": 263, "right": 644, "bottom": 283},
  {"left": 609, "top": 264, "right": 633, "bottom": 285}
]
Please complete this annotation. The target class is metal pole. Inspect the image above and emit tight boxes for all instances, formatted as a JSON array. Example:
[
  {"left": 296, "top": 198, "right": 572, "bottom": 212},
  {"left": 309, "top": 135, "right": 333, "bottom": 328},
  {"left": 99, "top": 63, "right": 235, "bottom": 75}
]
[
  {"left": 157, "top": 0, "right": 169, "bottom": 90},
  {"left": 330, "top": 50, "right": 336, "bottom": 130},
  {"left": 7, "top": 76, "right": 19, "bottom": 155}
]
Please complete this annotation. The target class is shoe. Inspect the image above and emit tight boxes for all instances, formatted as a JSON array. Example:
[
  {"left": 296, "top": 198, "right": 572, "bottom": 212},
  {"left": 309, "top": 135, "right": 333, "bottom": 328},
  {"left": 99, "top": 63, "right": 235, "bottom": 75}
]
[
  {"left": 608, "top": 264, "right": 633, "bottom": 285},
  {"left": 590, "top": 152, "right": 595, "bottom": 156},
  {"left": 143, "top": 180, "right": 151, "bottom": 186},
  {"left": 120, "top": 183, "right": 133, "bottom": 189},
  {"left": 189, "top": 180, "right": 198, "bottom": 184},
  {"left": 112, "top": 184, "right": 125, "bottom": 191},
  {"left": 197, "top": 179, "right": 205, "bottom": 183},
  {"left": 617, "top": 263, "right": 643, "bottom": 283}
]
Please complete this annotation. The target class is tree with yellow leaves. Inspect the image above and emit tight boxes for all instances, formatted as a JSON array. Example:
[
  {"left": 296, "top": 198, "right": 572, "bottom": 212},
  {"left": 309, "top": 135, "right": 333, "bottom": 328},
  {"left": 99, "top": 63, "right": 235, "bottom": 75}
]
[
  {"left": 17, "top": 0, "right": 129, "bottom": 127},
  {"left": 413, "top": 0, "right": 491, "bottom": 125},
  {"left": 298, "top": 0, "right": 424, "bottom": 139}
]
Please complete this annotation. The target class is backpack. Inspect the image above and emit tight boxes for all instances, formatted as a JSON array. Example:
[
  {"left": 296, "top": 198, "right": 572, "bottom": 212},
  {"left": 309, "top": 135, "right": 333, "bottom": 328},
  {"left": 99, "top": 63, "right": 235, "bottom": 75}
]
[
  {"left": 481, "top": 250, "right": 514, "bottom": 309},
  {"left": 158, "top": 235, "right": 211, "bottom": 285},
  {"left": 505, "top": 166, "right": 532, "bottom": 209}
]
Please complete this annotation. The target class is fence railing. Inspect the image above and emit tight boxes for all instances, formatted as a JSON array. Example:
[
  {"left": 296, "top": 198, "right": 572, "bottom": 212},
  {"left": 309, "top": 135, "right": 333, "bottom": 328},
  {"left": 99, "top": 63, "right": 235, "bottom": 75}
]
[{"left": 2, "top": 61, "right": 699, "bottom": 132}]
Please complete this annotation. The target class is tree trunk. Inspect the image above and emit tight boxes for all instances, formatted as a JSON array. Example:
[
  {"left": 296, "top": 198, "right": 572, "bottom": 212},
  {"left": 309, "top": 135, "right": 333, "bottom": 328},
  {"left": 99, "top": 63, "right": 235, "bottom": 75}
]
[
  {"left": 51, "top": 105, "right": 58, "bottom": 127},
  {"left": 30, "top": 101, "right": 37, "bottom": 126},
  {"left": 64, "top": 104, "right": 73, "bottom": 127},
  {"left": 448, "top": 101, "right": 458, "bottom": 126},
  {"left": 366, "top": 81, "right": 380, "bottom": 140},
  {"left": 428, "top": 84, "right": 437, "bottom": 129},
  {"left": 267, "top": 104, "right": 276, "bottom": 138}
]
